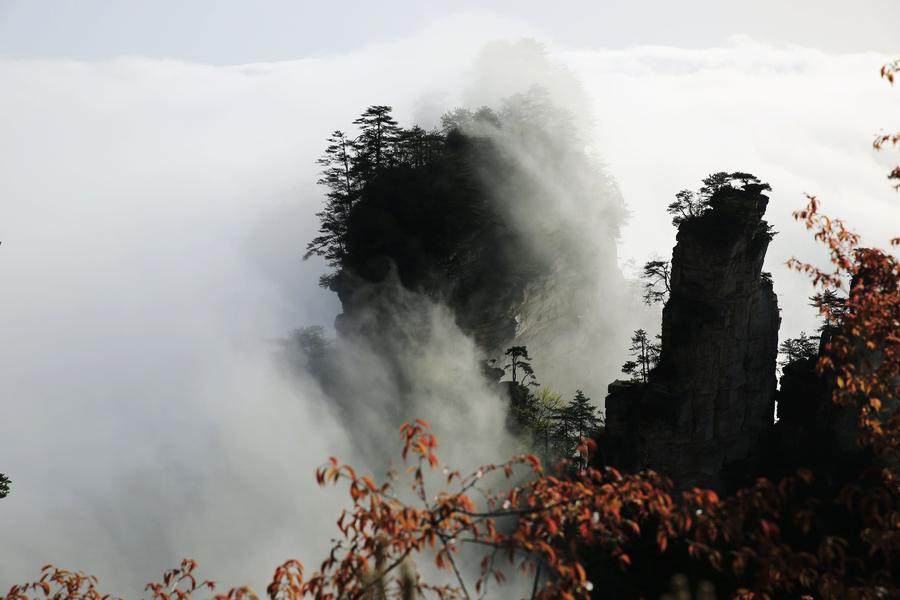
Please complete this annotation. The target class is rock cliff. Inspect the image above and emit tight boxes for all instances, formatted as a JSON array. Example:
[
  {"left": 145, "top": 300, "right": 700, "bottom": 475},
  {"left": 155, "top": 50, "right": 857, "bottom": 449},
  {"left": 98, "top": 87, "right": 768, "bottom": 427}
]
[{"left": 605, "top": 183, "right": 780, "bottom": 489}]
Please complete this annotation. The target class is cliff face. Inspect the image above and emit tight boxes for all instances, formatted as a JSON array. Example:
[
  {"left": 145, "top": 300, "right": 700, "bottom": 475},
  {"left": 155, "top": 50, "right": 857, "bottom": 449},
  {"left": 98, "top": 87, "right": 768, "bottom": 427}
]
[{"left": 605, "top": 185, "right": 780, "bottom": 490}]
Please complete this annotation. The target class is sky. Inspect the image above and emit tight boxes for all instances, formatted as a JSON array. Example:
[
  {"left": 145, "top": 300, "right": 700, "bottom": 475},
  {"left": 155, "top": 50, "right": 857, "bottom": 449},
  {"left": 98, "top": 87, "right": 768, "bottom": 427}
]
[
  {"left": 0, "top": 2, "right": 898, "bottom": 596},
  {"left": 2, "top": 0, "right": 900, "bottom": 61}
]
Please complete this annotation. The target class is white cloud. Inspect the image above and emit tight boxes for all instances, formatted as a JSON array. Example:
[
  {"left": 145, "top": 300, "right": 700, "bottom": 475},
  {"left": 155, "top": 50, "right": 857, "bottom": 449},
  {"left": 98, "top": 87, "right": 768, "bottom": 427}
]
[
  {"left": 565, "top": 39, "right": 898, "bottom": 336},
  {"left": 0, "top": 14, "right": 897, "bottom": 595}
]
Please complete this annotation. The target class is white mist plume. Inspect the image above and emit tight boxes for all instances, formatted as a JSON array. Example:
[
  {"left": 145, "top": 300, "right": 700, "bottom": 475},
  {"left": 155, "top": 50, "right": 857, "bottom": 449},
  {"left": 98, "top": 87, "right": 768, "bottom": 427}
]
[{"left": 291, "top": 277, "right": 519, "bottom": 471}]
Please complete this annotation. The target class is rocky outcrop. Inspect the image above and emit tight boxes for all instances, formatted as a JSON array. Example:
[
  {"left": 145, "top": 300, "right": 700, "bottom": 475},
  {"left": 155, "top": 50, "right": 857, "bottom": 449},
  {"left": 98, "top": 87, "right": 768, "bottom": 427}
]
[
  {"left": 605, "top": 184, "right": 780, "bottom": 490},
  {"left": 329, "top": 115, "right": 631, "bottom": 397}
]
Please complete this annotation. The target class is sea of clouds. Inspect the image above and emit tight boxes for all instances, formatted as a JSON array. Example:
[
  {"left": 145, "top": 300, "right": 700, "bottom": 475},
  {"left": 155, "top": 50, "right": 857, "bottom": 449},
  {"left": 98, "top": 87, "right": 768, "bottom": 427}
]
[{"left": 1, "top": 13, "right": 897, "bottom": 595}]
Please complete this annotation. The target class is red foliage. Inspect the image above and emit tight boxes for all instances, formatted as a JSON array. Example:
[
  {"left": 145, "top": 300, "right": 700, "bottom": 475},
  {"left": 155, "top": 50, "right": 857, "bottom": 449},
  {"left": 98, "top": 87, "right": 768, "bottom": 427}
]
[
  {"left": 876, "top": 59, "right": 900, "bottom": 189},
  {"left": 5, "top": 566, "right": 114, "bottom": 600}
]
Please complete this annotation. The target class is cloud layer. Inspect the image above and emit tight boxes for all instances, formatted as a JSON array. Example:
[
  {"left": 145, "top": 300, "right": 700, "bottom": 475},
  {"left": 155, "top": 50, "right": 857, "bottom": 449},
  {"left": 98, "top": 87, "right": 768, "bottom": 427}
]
[{"left": 1, "top": 14, "right": 897, "bottom": 595}]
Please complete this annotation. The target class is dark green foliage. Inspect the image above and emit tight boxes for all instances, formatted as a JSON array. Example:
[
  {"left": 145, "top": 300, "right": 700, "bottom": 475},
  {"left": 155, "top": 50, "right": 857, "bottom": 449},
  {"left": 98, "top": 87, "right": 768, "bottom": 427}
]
[
  {"left": 305, "top": 102, "right": 543, "bottom": 302},
  {"left": 640, "top": 259, "right": 670, "bottom": 305},
  {"left": 510, "top": 383, "right": 604, "bottom": 463},
  {"left": 338, "top": 132, "right": 504, "bottom": 294},
  {"left": 0, "top": 472, "right": 10, "bottom": 499},
  {"left": 304, "top": 131, "right": 358, "bottom": 268},
  {"left": 534, "top": 388, "right": 604, "bottom": 461},
  {"left": 304, "top": 93, "right": 610, "bottom": 306},
  {"left": 553, "top": 390, "right": 603, "bottom": 456},
  {"left": 666, "top": 172, "right": 771, "bottom": 226},
  {"left": 566, "top": 390, "right": 603, "bottom": 438},
  {"left": 621, "top": 329, "right": 661, "bottom": 383},
  {"left": 778, "top": 331, "right": 819, "bottom": 369},
  {"left": 304, "top": 105, "right": 452, "bottom": 285},
  {"left": 527, "top": 387, "right": 566, "bottom": 456},
  {"left": 352, "top": 105, "right": 401, "bottom": 174},
  {"left": 495, "top": 346, "right": 601, "bottom": 459}
]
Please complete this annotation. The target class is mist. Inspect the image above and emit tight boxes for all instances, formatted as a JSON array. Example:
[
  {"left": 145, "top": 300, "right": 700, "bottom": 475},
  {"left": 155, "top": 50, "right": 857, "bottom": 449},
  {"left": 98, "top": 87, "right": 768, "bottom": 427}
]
[{"left": 1, "top": 12, "right": 897, "bottom": 597}]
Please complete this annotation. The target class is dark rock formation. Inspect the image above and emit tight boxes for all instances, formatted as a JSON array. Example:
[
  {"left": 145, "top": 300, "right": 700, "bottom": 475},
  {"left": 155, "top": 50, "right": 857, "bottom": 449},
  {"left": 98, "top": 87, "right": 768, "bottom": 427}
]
[
  {"left": 605, "top": 184, "right": 780, "bottom": 490},
  {"left": 762, "top": 317, "right": 891, "bottom": 482},
  {"left": 760, "top": 350, "right": 850, "bottom": 480},
  {"left": 328, "top": 110, "right": 630, "bottom": 399}
]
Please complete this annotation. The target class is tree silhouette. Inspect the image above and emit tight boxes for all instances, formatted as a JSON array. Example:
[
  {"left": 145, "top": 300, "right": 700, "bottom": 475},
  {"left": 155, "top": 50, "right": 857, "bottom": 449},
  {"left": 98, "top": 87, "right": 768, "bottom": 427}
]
[
  {"left": 304, "top": 97, "right": 587, "bottom": 294},
  {"left": 667, "top": 172, "right": 771, "bottom": 226},
  {"left": 303, "top": 106, "right": 402, "bottom": 279},
  {"left": 565, "top": 390, "right": 602, "bottom": 440},
  {"left": 697, "top": 171, "right": 733, "bottom": 198},
  {"left": 666, "top": 189, "right": 705, "bottom": 226},
  {"left": 304, "top": 130, "right": 358, "bottom": 273},
  {"left": 504, "top": 345, "right": 538, "bottom": 387},
  {"left": 728, "top": 171, "right": 764, "bottom": 187},
  {"left": 621, "top": 329, "right": 660, "bottom": 383},
  {"left": 0, "top": 472, "right": 10, "bottom": 499},
  {"left": 810, "top": 289, "right": 847, "bottom": 332},
  {"left": 394, "top": 125, "right": 444, "bottom": 169},
  {"left": 640, "top": 259, "right": 671, "bottom": 305},
  {"left": 352, "top": 105, "right": 401, "bottom": 177},
  {"left": 777, "top": 331, "right": 819, "bottom": 369},
  {"left": 552, "top": 390, "right": 603, "bottom": 461}
]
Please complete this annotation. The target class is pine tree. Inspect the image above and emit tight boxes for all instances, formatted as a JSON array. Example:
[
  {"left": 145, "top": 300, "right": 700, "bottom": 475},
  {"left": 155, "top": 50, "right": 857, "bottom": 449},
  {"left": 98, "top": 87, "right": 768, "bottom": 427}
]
[
  {"left": 697, "top": 171, "right": 734, "bottom": 199},
  {"left": 353, "top": 105, "right": 400, "bottom": 179},
  {"left": 504, "top": 346, "right": 539, "bottom": 387},
  {"left": 304, "top": 130, "right": 359, "bottom": 270},
  {"left": 565, "top": 390, "right": 602, "bottom": 441},
  {"left": 553, "top": 390, "right": 602, "bottom": 452},
  {"left": 667, "top": 172, "right": 771, "bottom": 226},
  {"left": 810, "top": 289, "right": 847, "bottom": 331},
  {"left": 621, "top": 329, "right": 661, "bottom": 383},
  {"left": 641, "top": 259, "right": 671, "bottom": 305},
  {"left": 666, "top": 189, "right": 705, "bottom": 226},
  {"left": 778, "top": 331, "right": 819, "bottom": 369},
  {"left": 539, "top": 390, "right": 604, "bottom": 466},
  {"left": 395, "top": 125, "right": 426, "bottom": 169},
  {"left": 303, "top": 107, "right": 406, "bottom": 285}
]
